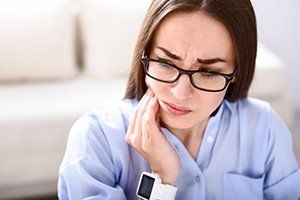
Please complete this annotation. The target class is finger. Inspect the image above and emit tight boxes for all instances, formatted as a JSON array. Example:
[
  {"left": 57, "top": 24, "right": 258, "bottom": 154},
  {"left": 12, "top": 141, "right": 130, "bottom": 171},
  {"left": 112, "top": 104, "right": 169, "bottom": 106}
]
[
  {"left": 141, "top": 97, "right": 157, "bottom": 149},
  {"left": 141, "top": 111, "right": 149, "bottom": 149},
  {"left": 155, "top": 108, "right": 161, "bottom": 128},
  {"left": 125, "top": 88, "right": 153, "bottom": 142},
  {"left": 125, "top": 108, "right": 139, "bottom": 143},
  {"left": 132, "top": 90, "right": 154, "bottom": 146},
  {"left": 135, "top": 88, "right": 151, "bottom": 111},
  {"left": 143, "top": 96, "right": 164, "bottom": 141}
]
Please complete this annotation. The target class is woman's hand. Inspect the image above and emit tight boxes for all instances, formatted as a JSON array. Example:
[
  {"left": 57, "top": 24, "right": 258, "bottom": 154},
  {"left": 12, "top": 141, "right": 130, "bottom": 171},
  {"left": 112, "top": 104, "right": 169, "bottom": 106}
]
[{"left": 125, "top": 88, "right": 181, "bottom": 185}]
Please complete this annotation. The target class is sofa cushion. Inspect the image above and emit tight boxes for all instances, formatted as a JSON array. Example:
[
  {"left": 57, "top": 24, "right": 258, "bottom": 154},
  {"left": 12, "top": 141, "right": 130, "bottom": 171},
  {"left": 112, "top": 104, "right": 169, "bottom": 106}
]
[
  {"left": 0, "top": 75, "right": 127, "bottom": 198},
  {"left": 78, "top": 0, "right": 152, "bottom": 78},
  {"left": 0, "top": 75, "right": 128, "bottom": 123},
  {"left": 0, "top": 0, "right": 78, "bottom": 82},
  {"left": 249, "top": 43, "right": 285, "bottom": 98}
]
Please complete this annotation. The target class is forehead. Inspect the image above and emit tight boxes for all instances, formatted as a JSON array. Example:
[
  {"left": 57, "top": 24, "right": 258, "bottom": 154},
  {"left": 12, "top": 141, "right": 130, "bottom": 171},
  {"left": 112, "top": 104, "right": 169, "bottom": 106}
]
[{"left": 151, "top": 10, "right": 235, "bottom": 61}]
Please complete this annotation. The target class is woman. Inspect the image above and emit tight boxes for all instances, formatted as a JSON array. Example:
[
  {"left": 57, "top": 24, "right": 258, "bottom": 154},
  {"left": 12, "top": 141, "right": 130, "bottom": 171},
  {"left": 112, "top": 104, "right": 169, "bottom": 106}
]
[{"left": 58, "top": 0, "right": 300, "bottom": 199}]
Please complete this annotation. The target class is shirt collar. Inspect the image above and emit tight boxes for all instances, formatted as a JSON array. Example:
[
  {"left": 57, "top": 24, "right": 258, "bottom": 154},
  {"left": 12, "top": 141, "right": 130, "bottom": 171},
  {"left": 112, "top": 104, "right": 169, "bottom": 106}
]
[{"left": 223, "top": 99, "right": 234, "bottom": 114}]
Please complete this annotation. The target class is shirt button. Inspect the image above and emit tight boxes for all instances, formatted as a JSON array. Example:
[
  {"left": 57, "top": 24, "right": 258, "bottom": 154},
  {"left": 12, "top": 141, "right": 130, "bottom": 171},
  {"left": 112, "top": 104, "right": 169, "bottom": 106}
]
[
  {"left": 195, "top": 175, "right": 201, "bottom": 183},
  {"left": 207, "top": 136, "right": 214, "bottom": 143}
]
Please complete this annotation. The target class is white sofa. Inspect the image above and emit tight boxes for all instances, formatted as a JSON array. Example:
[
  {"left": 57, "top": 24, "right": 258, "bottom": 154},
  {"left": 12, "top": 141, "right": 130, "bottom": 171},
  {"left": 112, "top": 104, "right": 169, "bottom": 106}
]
[{"left": 0, "top": 0, "right": 294, "bottom": 199}]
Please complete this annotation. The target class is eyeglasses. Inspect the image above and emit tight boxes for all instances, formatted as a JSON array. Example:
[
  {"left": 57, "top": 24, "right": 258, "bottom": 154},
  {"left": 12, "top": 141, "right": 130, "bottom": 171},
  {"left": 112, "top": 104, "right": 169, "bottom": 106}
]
[{"left": 141, "top": 55, "right": 238, "bottom": 92}]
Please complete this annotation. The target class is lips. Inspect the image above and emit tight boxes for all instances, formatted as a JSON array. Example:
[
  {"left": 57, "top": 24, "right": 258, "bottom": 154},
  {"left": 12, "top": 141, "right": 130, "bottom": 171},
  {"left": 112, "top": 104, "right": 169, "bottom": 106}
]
[
  {"left": 164, "top": 101, "right": 191, "bottom": 112},
  {"left": 164, "top": 102, "right": 191, "bottom": 115}
]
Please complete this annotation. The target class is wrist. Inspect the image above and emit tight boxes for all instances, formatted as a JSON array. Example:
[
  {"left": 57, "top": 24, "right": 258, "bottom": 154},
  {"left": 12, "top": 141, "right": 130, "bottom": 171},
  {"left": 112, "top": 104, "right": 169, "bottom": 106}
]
[{"left": 153, "top": 171, "right": 179, "bottom": 185}]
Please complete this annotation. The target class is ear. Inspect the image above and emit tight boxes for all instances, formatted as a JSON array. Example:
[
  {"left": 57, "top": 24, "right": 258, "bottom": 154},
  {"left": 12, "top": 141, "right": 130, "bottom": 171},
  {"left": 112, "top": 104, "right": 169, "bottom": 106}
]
[
  {"left": 231, "top": 67, "right": 238, "bottom": 83},
  {"left": 231, "top": 75, "right": 237, "bottom": 83}
]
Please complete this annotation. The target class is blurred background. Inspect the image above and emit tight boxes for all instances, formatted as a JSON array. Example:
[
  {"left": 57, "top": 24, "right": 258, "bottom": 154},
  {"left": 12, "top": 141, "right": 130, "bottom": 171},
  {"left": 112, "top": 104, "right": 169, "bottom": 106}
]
[
  {"left": 251, "top": 0, "right": 300, "bottom": 171},
  {"left": 0, "top": 0, "right": 299, "bottom": 199}
]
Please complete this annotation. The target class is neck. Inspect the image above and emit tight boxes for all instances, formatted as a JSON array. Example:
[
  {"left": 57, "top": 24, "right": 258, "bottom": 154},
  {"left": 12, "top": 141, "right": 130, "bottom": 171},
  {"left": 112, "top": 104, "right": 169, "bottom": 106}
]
[{"left": 161, "top": 117, "right": 210, "bottom": 146}]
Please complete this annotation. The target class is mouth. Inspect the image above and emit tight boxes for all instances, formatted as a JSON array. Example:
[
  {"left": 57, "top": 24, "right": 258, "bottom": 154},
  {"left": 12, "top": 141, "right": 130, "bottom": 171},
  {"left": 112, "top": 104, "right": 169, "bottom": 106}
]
[{"left": 162, "top": 101, "right": 192, "bottom": 116}]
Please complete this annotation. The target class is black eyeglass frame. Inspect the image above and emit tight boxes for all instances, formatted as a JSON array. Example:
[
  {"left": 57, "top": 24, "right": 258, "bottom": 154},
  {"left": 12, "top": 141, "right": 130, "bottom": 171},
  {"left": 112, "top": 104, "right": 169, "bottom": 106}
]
[{"left": 141, "top": 54, "right": 238, "bottom": 92}]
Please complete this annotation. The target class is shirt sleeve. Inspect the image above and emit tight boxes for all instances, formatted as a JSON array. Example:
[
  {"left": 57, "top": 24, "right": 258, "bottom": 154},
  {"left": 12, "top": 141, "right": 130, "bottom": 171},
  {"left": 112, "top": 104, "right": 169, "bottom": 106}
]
[
  {"left": 57, "top": 112, "right": 127, "bottom": 200},
  {"left": 263, "top": 107, "right": 300, "bottom": 199}
]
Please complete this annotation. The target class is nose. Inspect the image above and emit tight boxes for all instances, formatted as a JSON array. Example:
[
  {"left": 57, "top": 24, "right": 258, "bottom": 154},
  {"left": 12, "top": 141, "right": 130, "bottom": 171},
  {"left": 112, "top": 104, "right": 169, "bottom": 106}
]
[{"left": 170, "top": 74, "right": 193, "bottom": 100}]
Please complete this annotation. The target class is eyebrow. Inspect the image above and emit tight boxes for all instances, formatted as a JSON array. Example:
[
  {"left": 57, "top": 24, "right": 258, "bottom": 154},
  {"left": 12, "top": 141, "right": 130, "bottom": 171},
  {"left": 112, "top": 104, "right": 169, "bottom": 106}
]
[{"left": 156, "top": 46, "right": 227, "bottom": 65}]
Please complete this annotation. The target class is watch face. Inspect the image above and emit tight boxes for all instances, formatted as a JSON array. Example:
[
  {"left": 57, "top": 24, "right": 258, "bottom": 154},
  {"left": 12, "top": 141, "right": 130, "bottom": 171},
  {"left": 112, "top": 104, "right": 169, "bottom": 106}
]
[{"left": 137, "top": 174, "right": 155, "bottom": 199}]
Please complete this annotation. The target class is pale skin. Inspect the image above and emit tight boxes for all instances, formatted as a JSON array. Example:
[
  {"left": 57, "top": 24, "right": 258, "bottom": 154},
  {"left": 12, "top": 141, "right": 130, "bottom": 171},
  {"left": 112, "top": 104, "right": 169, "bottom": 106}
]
[{"left": 125, "top": 10, "right": 236, "bottom": 185}]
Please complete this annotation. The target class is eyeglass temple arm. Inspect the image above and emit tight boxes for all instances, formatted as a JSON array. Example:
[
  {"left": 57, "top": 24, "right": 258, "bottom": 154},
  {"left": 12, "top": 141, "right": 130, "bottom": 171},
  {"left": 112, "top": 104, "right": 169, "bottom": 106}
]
[{"left": 141, "top": 51, "right": 146, "bottom": 58}]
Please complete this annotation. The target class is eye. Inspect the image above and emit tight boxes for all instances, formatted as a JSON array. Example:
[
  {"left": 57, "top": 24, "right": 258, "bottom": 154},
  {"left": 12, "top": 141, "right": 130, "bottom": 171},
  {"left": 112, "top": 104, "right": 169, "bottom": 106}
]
[{"left": 199, "top": 72, "right": 218, "bottom": 79}]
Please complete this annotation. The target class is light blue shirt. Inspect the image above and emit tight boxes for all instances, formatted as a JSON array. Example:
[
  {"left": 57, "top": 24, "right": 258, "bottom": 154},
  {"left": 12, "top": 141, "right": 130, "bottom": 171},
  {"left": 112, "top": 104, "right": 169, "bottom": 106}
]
[{"left": 58, "top": 97, "right": 300, "bottom": 200}]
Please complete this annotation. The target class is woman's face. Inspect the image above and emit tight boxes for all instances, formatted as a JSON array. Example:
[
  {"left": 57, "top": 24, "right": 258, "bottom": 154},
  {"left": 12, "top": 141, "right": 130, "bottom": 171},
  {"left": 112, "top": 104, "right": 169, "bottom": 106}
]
[{"left": 145, "top": 10, "right": 236, "bottom": 130}]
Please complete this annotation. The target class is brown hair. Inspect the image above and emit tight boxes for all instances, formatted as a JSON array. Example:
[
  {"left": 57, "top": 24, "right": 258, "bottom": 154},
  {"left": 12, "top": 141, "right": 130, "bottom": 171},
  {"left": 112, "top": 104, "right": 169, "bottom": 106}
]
[{"left": 123, "top": 0, "right": 257, "bottom": 103}]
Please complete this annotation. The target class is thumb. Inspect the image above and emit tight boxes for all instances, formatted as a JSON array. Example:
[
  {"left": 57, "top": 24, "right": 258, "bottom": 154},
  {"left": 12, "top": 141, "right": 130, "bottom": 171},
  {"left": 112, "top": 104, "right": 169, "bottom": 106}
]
[{"left": 147, "top": 97, "right": 164, "bottom": 139}]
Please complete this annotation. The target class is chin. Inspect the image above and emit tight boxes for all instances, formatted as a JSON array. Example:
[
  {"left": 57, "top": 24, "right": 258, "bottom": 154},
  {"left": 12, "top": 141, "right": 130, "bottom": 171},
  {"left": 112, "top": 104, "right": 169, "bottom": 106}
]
[{"left": 159, "top": 107, "right": 194, "bottom": 130}]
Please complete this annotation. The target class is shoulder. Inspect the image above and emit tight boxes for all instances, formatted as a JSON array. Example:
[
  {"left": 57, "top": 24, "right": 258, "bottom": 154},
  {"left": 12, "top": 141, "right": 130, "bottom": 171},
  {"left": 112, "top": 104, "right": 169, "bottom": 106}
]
[
  {"left": 62, "top": 98, "right": 138, "bottom": 164},
  {"left": 73, "top": 98, "right": 138, "bottom": 137},
  {"left": 225, "top": 97, "right": 271, "bottom": 116},
  {"left": 229, "top": 97, "right": 288, "bottom": 131},
  {"left": 223, "top": 97, "right": 291, "bottom": 148},
  {"left": 225, "top": 97, "right": 292, "bottom": 133},
  {"left": 225, "top": 98, "right": 296, "bottom": 162},
  {"left": 224, "top": 97, "right": 272, "bottom": 126}
]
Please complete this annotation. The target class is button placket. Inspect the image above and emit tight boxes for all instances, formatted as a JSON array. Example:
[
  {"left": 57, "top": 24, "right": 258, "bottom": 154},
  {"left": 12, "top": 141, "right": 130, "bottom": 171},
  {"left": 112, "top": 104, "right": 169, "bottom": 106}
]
[{"left": 195, "top": 175, "right": 201, "bottom": 183}]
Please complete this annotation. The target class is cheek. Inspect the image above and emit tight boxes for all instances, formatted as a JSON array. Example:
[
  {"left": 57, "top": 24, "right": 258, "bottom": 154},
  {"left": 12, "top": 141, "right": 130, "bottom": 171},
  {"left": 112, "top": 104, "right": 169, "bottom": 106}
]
[
  {"left": 145, "top": 76, "right": 166, "bottom": 95},
  {"left": 207, "top": 90, "right": 227, "bottom": 106},
  {"left": 193, "top": 90, "right": 227, "bottom": 114}
]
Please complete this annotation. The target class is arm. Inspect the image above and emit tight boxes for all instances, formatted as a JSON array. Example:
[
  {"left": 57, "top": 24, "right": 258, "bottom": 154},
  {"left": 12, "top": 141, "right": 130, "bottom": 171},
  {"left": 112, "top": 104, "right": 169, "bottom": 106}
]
[
  {"left": 125, "top": 88, "right": 179, "bottom": 199},
  {"left": 125, "top": 88, "right": 180, "bottom": 185},
  {"left": 57, "top": 113, "right": 127, "bottom": 200},
  {"left": 263, "top": 107, "right": 300, "bottom": 199}
]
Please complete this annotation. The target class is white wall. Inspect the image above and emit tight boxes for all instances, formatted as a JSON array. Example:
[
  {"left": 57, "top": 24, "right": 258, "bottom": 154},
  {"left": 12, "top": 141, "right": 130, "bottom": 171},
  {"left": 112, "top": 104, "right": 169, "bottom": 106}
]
[{"left": 252, "top": 0, "right": 300, "bottom": 110}]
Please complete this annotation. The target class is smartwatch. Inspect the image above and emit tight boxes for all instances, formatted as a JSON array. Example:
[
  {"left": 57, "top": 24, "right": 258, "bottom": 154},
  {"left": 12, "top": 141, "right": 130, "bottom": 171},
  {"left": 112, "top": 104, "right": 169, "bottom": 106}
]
[{"left": 136, "top": 172, "right": 178, "bottom": 200}]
